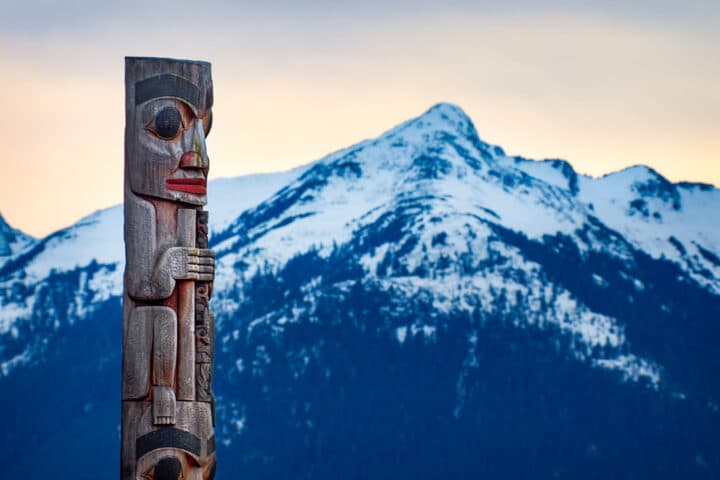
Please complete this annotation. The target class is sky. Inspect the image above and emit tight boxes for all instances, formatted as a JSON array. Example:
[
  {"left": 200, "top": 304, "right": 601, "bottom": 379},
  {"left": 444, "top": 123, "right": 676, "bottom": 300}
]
[{"left": 1, "top": 0, "right": 718, "bottom": 237}]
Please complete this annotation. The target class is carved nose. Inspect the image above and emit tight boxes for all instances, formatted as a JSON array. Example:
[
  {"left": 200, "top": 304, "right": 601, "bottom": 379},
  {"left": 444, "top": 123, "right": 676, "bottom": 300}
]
[{"left": 179, "top": 151, "right": 203, "bottom": 169}]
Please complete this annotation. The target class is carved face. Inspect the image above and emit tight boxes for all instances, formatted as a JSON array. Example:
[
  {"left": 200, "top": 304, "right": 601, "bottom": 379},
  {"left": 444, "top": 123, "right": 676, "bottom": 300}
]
[{"left": 127, "top": 68, "right": 213, "bottom": 206}]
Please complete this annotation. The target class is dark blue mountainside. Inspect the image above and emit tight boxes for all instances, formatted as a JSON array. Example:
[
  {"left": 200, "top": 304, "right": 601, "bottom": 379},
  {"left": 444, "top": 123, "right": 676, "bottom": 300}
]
[{"left": 1, "top": 103, "right": 719, "bottom": 479}]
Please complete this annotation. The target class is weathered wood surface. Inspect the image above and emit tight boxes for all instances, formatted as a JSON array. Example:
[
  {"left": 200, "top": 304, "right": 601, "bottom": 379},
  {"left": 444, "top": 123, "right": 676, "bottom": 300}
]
[{"left": 122, "top": 56, "right": 216, "bottom": 480}]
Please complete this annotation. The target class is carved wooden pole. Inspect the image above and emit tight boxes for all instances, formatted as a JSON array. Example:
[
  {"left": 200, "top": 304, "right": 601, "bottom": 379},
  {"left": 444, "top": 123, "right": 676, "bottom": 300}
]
[{"left": 122, "top": 57, "right": 216, "bottom": 480}]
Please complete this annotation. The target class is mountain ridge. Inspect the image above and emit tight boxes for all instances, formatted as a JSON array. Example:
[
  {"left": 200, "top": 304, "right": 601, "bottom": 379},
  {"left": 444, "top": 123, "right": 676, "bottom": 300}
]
[{"left": 1, "top": 102, "right": 716, "bottom": 257}]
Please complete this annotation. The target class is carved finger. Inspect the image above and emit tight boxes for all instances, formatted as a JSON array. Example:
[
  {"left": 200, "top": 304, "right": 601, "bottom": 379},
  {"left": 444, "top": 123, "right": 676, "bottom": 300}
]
[
  {"left": 198, "top": 273, "right": 214, "bottom": 281},
  {"left": 198, "top": 249, "right": 215, "bottom": 257},
  {"left": 197, "top": 265, "right": 214, "bottom": 274},
  {"left": 187, "top": 264, "right": 200, "bottom": 273},
  {"left": 187, "top": 256, "right": 214, "bottom": 266},
  {"left": 155, "top": 416, "right": 174, "bottom": 425}
]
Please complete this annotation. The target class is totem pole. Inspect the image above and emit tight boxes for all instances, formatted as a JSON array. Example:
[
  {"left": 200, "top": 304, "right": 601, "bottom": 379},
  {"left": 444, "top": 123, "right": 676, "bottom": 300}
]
[{"left": 122, "top": 57, "right": 216, "bottom": 480}]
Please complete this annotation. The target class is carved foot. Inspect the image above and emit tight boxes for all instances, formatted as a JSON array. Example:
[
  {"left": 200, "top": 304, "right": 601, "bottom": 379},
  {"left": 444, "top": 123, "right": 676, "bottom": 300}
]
[{"left": 153, "top": 386, "right": 177, "bottom": 426}]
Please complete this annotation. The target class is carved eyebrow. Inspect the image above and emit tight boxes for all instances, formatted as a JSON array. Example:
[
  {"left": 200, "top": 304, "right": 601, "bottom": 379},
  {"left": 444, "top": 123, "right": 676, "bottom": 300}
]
[
  {"left": 135, "top": 74, "right": 200, "bottom": 108},
  {"left": 135, "top": 427, "right": 201, "bottom": 458}
]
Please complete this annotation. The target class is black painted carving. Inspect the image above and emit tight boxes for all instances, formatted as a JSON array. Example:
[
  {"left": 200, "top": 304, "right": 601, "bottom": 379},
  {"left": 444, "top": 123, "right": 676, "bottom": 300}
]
[
  {"left": 207, "top": 435, "right": 216, "bottom": 455},
  {"left": 135, "top": 74, "right": 201, "bottom": 108},
  {"left": 154, "top": 457, "right": 182, "bottom": 480},
  {"left": 136, "top": 427, "right": 202, "bottom": 459},
  {"left": 154, "top": 107, "right": 181, "bottom": 139}
]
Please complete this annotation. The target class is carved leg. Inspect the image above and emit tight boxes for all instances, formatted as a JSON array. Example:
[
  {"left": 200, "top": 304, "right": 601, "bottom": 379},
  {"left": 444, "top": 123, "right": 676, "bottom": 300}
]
[
  {"left": 152, "top": 307, "right": 178, "bottom": 425},
  {"left": 123, "top": 306, "right": 153, "bottom": 399}
]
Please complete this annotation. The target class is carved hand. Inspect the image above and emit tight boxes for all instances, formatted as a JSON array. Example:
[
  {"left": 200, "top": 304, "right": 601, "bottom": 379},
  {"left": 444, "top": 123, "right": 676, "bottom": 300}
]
[{"left": 162, "top": 247, "right": 215, "bottom": 282}]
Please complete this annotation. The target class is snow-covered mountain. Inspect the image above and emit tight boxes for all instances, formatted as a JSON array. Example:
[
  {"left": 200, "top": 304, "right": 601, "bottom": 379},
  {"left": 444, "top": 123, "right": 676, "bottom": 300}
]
[{"left": 1, "top": 103, "right": 718, "bottom": 479}]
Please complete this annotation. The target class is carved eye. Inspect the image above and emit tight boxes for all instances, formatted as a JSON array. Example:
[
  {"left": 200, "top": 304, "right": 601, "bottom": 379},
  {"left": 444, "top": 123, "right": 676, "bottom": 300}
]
[
  {"left": 154, "top": 107, "right": 182, "bottom": 140},
  {"left": 153, "top": 457, "right": 182, "bottom": 480}
]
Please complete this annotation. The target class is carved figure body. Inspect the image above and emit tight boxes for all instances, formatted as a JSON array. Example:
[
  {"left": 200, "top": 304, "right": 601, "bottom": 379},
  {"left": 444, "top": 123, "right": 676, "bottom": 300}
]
[{"left": 122, "top": 57, "right": 216, "bottom": 480}]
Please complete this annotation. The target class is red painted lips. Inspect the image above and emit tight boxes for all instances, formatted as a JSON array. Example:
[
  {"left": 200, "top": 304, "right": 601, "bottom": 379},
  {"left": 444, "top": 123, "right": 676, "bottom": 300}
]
[{"left": 166, "top": 177, "right": 207, "bottom": 195}]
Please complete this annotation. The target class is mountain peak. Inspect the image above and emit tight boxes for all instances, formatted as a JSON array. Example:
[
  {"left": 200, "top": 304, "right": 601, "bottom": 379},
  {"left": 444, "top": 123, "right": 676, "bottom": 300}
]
[
  {"left": 597, "top": 165, "right": 682, "bottom": 210},
  {"left": 376, "top": 102, "right": 503, "bottom": 164},
  {"left": 0, "top": 212, "right": 9, "bottom": 230},
  {"left": 422, "top": 102, "right": 472, "bottom": 125},
  {"left": 408, "top": 102, "right": 477, "bottom": 138},
  {"left": 0, "top": 213, "right": 14, "bottom": 256},
  {"left": 0, "top": 212, "right": 34, "bottom": 257}
]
